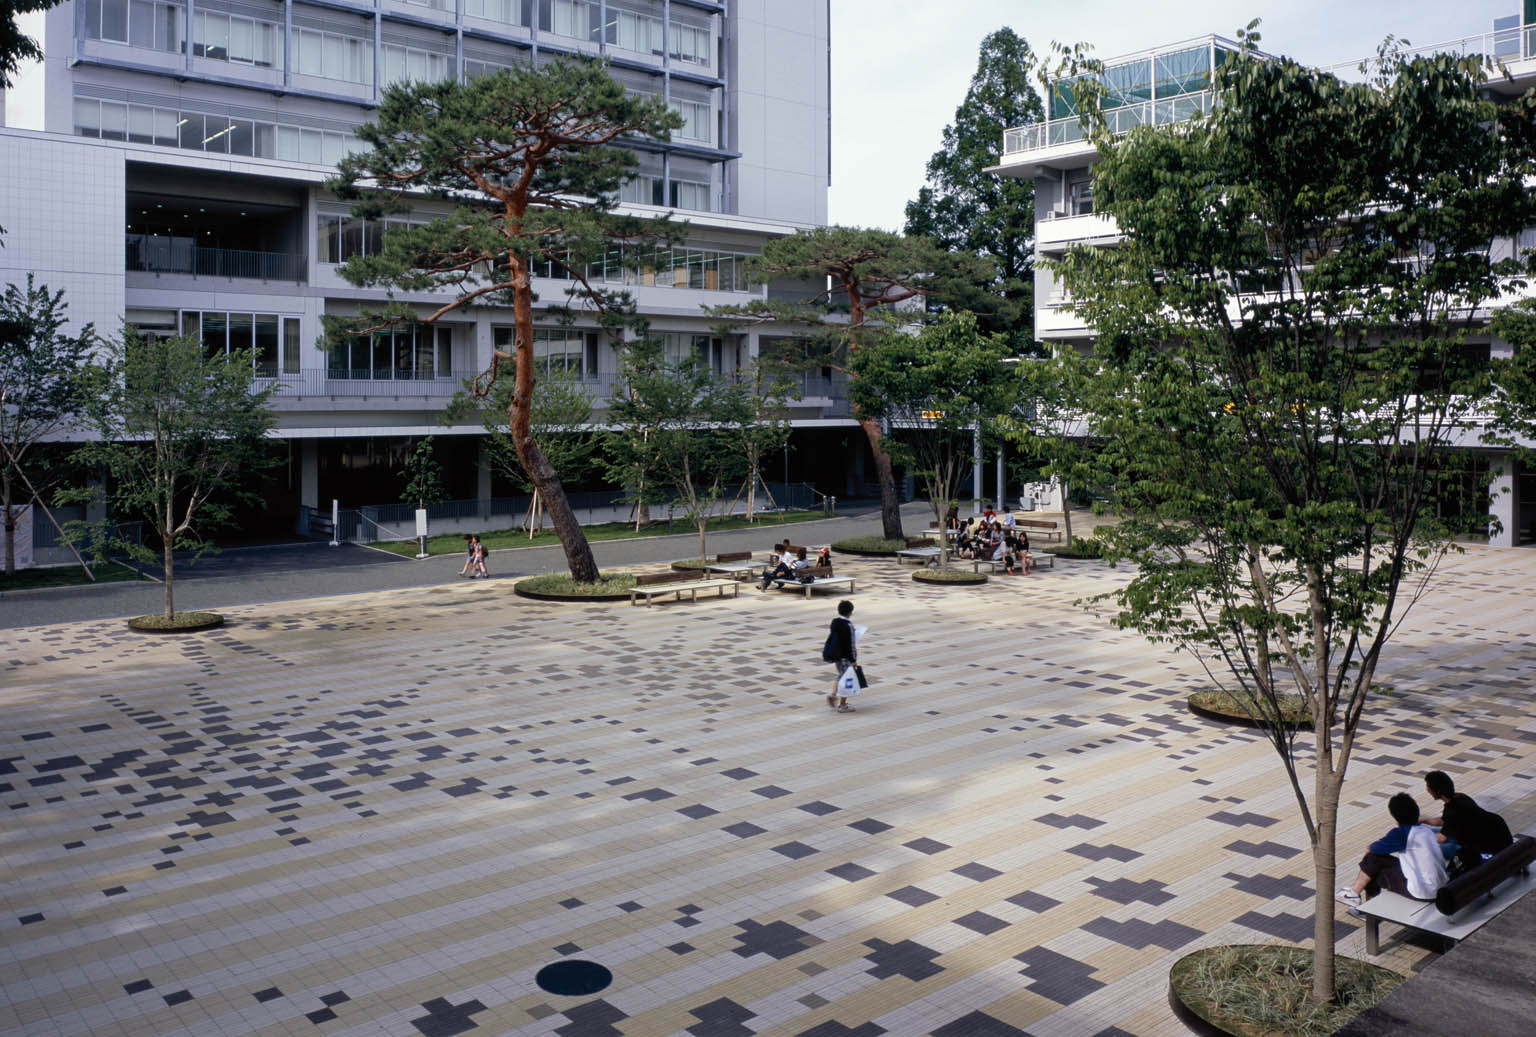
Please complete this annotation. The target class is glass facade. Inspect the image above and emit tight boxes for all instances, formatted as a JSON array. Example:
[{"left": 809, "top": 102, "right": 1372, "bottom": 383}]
[
  {"left": 329, "top": 323, "right": 453, "bottom": 380},
  {"left": 75, "top": 97, "right": 357, "bottom": 163},
  {"left": 493, "top": 326, "right": 600, "bottom": 377},
  {"left": 182, "top": 310, "right": 301, "bottom": 376}
]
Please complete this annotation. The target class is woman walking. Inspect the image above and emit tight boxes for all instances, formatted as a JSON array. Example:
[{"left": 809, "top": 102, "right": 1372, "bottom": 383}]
[{"left": 825, "top": 599, "right": 859, "bottom": 713}]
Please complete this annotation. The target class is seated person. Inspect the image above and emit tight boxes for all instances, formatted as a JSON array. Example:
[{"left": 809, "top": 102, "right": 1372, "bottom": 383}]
[
  {"left": 1009, "top": 530, "right": 1033, "bottom": 574},
  {"left": 760, "top": 543, "right": 796, "bottom": 589},
  {"left": 1001, "top": 510, "right": 1016, "bottom": 530},
  {"left": 943, "top": 506, "right": 961, "bottom": 531},
  {"left": 1424, "top": 770, "right": 1514, "bottom": 875},
  {"left": 762, "top": 547, "right": 809, "bottom": 588},
  {"left": 1337, "top": 793, "right": 1447, "bottom": 908},
  {"left": 815, "top": 546, "right": 832, "bottom": 569}
]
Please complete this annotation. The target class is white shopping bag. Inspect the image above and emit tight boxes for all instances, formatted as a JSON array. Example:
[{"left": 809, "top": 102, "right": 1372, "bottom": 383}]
[{"left": 837, "top": 665, "right": 861, "bottom": 698}]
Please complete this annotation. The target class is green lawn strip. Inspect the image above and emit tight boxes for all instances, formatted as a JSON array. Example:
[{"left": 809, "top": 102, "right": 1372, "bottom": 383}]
[
  {"left": 372, "top": 511, "right": 831, "bottom": 558},
  {"left": 0, "top": 561, "right": 147, "bottom": 592}
]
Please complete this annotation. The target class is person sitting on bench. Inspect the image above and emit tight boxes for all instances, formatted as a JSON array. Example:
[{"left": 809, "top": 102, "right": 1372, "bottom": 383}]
[
  {"left": 1337, "top": 792, "right": 1446, "bottom": 910},
  {"left": 761, "top": 546, "right": 807, "bottom": 590},
  {"left": 1424, "top": 770, "right": 1514, "bottom": 876}
]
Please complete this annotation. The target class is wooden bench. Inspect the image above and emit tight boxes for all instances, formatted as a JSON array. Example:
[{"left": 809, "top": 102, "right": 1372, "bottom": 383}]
[
  {"left": 1015, "top": 518, "right": 1062, "bottom": 542},
  {"left": 629, "top": 570, "right": 741, "bottom": 606},
  {"left": 1358, "top": 834, "right": 1536, "bottom": 954},
  {"left": 770, "top": 565, "right": 855, "bottom": 598},
  {"left": 705, "top": 551, "right": 757, "bottom": 581}
]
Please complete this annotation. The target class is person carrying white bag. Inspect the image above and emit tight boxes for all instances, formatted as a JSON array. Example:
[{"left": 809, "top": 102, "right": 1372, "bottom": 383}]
[{"left": 819, "top": 599, "right": 867, "bottom": 713}]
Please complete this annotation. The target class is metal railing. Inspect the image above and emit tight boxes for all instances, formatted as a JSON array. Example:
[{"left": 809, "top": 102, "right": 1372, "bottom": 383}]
[
  {"left": 126, "top": 235, "right": 306, "bottom": 282},
  {"left": 1003, "top": 22, "right": 1536, "bottom": 159}
]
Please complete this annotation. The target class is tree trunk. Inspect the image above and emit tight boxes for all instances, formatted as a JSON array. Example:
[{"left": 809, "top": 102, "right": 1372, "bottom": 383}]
[
  {"left": 859, "top": 417, "right": 904, "bottom": 540},
  {"left": 1311, "top": 728, "right": 1342, "bottom": 1003},
  {"left": 1059, "top": 478, "right": 1074, "bottom": 549},
  {"left": 3, "top": 468, "right": 14, "bottom": 575},
  {"left": 162, "top": 501, "right": 176, "bottom": 620}
]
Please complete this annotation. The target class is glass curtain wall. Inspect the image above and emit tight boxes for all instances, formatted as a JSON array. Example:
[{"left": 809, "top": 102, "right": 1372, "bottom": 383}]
[
  {"left": 182, "top": 310, "right": 300, "bottom": 376},
  {"left": 329, "top": 324, "right": 453, "bottom": 380}
]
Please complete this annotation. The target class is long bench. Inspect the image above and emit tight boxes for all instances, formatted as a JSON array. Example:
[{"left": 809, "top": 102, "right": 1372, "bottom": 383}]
[
  {"left": 629, "top": 570, "right": 741, "bottom": 606},
  {"left": 704, "top": 551, "right": 758, "bottom": 581},
  {"left": 1014, "top": 518, "right": 1062, "bottom": 542},
  {"left": 1357, "top": 834, "right": 1536, "bottom": 954},
  {"left": 770, "top": 565, "right": 854, "bottom": 598}
]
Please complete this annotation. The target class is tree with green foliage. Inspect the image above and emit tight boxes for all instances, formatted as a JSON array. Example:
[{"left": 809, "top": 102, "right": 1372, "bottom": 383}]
[
  {"left": 1487, "top": 300, "right": 1536, "bottom": 473},
  {"left": 998, "top": 346, "right": 1101, "bottom": 548},
  {"left": 0, "top": 276, "right": 97, "bottom": 575},
  {"left": 69, "top": 333, "right": 277, "bottom": 621},
  {"left": 328, "top": 56, "right": 682, "bottom": 583},
  {"left": 905, "top": 27, "right": 1042, "bottom": 349},
  {"left": 399, "top": 436, "right": 447, "bottom": 511},
  {"left": 723, "top": 351, "right": 798, "bottom": 520},
  {"left": 849, "top": 311, "right": 1017, "bottom": 568},
  {"left": 711, "top": 227, "right": 955, "bottom": 541},
  {"left": 0, "top": 1, "right": 60, "bottom": 88},
  {"left": 607, "top": 341, "right": 749, "bottom": 561},
  {"left": 1051, "top": 28, "right": 1536, "bottom": 1002},
  {"left": 603, "top": 333, "right": 672, "bottom": 530}
]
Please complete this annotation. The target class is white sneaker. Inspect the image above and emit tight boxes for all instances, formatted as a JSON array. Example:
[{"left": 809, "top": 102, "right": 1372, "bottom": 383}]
[{"left": 1335, "top": 888, "right": 1361, "bottom": 905}]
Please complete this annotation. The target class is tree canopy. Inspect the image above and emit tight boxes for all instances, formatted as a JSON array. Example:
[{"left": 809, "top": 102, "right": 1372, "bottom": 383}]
[
  {"left": 905, "top": 27, "right": 1042, "bottom": 350},
  {"left": 1053, "top": 29, "right": 1536, "bottom": 1002},
  {"left": 328, "top": 56, "right": 682, "bottom": 582}
]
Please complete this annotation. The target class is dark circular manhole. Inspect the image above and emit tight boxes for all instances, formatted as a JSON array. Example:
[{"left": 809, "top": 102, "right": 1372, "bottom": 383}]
[{"left": 535, "top": 960, "right": 612, "bottom": 997}]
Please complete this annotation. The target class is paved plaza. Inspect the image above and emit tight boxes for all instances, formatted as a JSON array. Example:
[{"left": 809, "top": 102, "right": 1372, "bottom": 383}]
[{"left": 3, "top": 541, "right": 1535, "bottom": 1036}]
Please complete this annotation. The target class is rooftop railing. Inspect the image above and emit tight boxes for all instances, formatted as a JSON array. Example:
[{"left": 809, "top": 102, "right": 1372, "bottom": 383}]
[
  {"left": 1002, "top": 21, "right": 1536, "bottom": 159},
  {"left": 126, "top": 235, "right": 306, "bottom": 283}
]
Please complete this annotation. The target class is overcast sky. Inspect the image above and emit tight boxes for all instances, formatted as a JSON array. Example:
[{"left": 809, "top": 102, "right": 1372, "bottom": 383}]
[{"left": 827, "top": 0, "right": 1518, "bottom": 230}]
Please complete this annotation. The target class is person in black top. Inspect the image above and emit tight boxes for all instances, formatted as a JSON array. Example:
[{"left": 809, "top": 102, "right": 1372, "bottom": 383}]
[
  {"left": 1424, "top": 770, "right": 1514, "bottom": 875},
  {"left": 826, "top": 599, "right": 857, "bottom": 713}
]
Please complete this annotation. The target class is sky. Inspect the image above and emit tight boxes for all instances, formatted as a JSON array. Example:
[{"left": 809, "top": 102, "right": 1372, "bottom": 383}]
[{"left": 827, "top": 0, "right": 1519, "bottom": 231}]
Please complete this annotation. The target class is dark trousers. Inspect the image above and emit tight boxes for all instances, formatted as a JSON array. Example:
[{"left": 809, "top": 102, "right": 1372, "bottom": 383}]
[{"left": 1358, "top": 851, "right": 1409, "bottom": 898}]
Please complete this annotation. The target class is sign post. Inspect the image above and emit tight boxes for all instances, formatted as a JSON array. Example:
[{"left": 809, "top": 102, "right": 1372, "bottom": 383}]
[
  {"left": 415, "top": 508, "right": 429, "bottom": 559},
  {"left": 329, "top": 499, "right": 340, "bottom": 547}
]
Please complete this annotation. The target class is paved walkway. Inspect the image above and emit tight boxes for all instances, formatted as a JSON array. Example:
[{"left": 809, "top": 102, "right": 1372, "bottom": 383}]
[{"left": 2, "top": 534, "right": 1533, "bottom": 1035}]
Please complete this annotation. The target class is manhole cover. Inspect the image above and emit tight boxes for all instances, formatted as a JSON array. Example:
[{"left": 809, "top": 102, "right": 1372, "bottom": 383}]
[{"left": 535, "top": 960, "right": 612, "bottom": 997}]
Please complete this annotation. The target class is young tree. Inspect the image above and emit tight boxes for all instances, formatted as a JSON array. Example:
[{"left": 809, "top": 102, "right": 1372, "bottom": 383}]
[
  {"left": 905, "top": 28, "right": 1043, "bottom": 349},
  {"left": 711, "top": 227, "right": 954, "bottom": 541},
  {"left": 1051, "top": 32, "right": 1536, "bottom": 1001},
  {"left": 328, "top": 57, "right": 682, "bottom": 583},
  {"left": 0, "top": 277, "right": 97, "bottom": 574},
  {"left": 399, "top": 436, "right": 447, "bottom": 510},
  {"left": 998, "top": 347, "right": 1101, "bottom": 548},
  {"left": 603, "top": 333, "right": 673, "bottom": 531},
  {"left": 849, "top": 311, "right": 1017, "bottom": 568},
  {"left": 724, "top": 350, "right": 798, "bottom": 520},
  {"left": 608, "top": 342, "right": 749, "bottom": 561},
  {"left": 70, "top": 333, "right": 277, "bottom": 620}
]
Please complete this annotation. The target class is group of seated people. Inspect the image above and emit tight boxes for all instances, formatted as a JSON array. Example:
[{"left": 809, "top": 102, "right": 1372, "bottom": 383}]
[
  {"left": 1336, "top": 770, "right": 1516, "bottom": 910},
  {"left": 760, "top": 542, "right": 832, "bottom": 590},
  {"left": 942, "top": 506, "right": 1032, "bottom": 574}
]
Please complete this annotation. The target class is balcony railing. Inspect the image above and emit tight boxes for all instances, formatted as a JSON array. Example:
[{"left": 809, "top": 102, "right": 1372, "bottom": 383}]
[
  {"left": 126, "top": 235, "right": 306, "bottom": 282},
  {"left": 1003, "top": 21, "right": 1536, "bottom": 159}
]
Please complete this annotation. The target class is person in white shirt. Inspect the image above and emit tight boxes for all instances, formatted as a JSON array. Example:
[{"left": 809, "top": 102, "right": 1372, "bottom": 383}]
[
  {"left": 1337, "top": 793, "right": 1448, "bottom": 907},
  {"left": 761, "top": 544, "right": 805, "bottom": 590}
]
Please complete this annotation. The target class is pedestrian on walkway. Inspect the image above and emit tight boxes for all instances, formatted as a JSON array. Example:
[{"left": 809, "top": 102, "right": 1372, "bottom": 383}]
[
  {"left": 822, "top": 599, "right": 860, "bottom": 713},
  {"left": 472, "top": 535, "right": 489, "bottom": 579},
  {"left": 459, "top": 534, "right": 475, "bottom": 577}
]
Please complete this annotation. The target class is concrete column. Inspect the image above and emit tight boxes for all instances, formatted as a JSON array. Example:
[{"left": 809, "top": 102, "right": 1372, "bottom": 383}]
[
  {"left": 972, "top": 426, "right": 982, "bottom": 514},
  {"left": 300, "top": 440, "right": 319, "bottom": 509},
  {"left": 1489, "top": 452, "right": 1516, "bottom": 548},
  {"left": 995, "top": 449, "right": 1005, "bottom": 512}
]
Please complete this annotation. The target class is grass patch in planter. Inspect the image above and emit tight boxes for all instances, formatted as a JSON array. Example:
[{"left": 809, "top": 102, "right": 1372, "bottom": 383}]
[
  {"left": 127, "top": 611, "right": 224, "bottom": 633},
  {"left": 831, "top": 535, "right": 908, "bottom": 556},
  {"left": 1188, "top": 688, "right": 1310, "bottom": 728},
  {"left": 514, "top": 573, "right": 637, "bottom": 601},
  {"left": 1168, "top": 944, "right": 1403, "bottom": 1037},
  {"left": 912, "top": 568, "right": 987, "bottom": 585}
]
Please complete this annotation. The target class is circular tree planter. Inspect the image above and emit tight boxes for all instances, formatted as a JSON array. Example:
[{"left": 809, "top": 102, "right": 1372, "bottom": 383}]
[
  {"left": 513, "top": 574, "right": 637, "bottom": 603},
  {"left": 1168, "top": 945, "right": 1403, "bottom": 1037},
  {"left": 1187, "top": 688, "right": 1310, "bottom": 730},
  {"left": 912, "top": 569, "right": 987, "bottom": 586},
  {"left": 127, "top": 611, "right": 224, "bottom": 634},
  {"left": 669, "top": 559, "right": 711, "bottom": 573}
]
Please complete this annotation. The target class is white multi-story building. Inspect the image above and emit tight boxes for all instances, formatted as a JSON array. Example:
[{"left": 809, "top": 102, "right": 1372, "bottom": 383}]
[
  {"left": 1, "top": 0, "right": 849, "bottom": 534},
  {"left": 990, "top": 16, "right": 1536, "bottom": 547}
]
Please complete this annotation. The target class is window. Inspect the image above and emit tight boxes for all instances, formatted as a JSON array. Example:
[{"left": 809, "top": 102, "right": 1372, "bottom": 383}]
[
  {"left": 85, "top": 0, "right": 183, "bottom": 54},
  {"left": 663, "top": 333, "right": 722, "bottom": 371},
  {"left": 194, "top": 10, "right": 278, "bottom": 68},
  {"left": 673, "top": 99, "right": 711, "bottom": 144},
  {"left": 670, "top": 179, "right": 710, "bottom": 212},
  {"left": 465, "top": 57, "right": 521, "bottom": 80},
  {"left": 542, "top": 0, "right": 597, "bottom": 40},
  {"left": 619, "top": 174, "right": 663, "bottom": 207},
  {"left": 183, "top": 310, "right": 299, "bottom": 374},
  {"left": 494, "top": 326, "right": 598, "bottom": 377},
  {"left": 292, "top": 28, "right": 371, "bottom": 86},
  {"left": 466, "top": 0, "right": 528, "bottom": 26},
  {"left": 1069, "top": 179, "right": 1094, "bottom": 216},
  {"left": 607, "top": 8, "right": 662, "bottom": 53},
  {"left": 331, "top": 324, "right": 453, "bottom": 380},
  {"left": 319, "top": 214, "right": 430, "bottom": 263},
  {"left": 669, "top": 21, "right": 710, "bottom": 65},
  {"left": 77, "top": 96, "right": 358, "bottom": 165},
  {"left": 383, "top": 44, "right": 452, "bottom": 86}
]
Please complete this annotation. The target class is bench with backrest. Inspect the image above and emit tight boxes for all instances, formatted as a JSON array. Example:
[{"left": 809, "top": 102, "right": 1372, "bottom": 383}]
[
  {"left": 1357, "top": 834, "right": 1536, "bottom": 954},
  {"left": 629, "top": 569, "right": 740, "bottom": 606},
  {"left": 769, "top": 564, "right": 854, "bottom": 598},
  {"left": 1014, "top": 518, "right": 1062, "bottom": 542},
  {"left": 705, "top": 550, "right": 757, "bottom": 581}
]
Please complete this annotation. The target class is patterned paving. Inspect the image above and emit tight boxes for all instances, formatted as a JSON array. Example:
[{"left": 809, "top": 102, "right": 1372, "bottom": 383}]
[{"left": 3, "top": 546, "right": 1535, "bottom": 1036}]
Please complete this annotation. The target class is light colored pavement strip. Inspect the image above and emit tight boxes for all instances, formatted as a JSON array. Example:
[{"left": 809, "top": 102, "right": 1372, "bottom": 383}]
[{"left": 2, "top": 546, "right": 1534, "bottom": 1036}]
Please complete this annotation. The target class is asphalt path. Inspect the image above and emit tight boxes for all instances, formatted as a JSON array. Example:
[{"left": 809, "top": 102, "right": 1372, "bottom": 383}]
[{"left": 0, "top": 501, "right": 932, "bottom": 628}]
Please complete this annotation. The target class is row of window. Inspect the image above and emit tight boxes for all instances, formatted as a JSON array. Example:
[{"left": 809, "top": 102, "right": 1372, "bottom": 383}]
[
  {"left": 329, "top": 324, "right": 454, "bottom": 380},
  {"left": 618, "top": 175, "right": 711, "bottom": 212},
  {"left": 185, "top": 311, "right": 302, "bottom": 376},
  {"left": 316, "top": 215, "right": 434, "bottom": 264},
  {"left": 76, "top": 97, "right": 357, "bottom": 165}
]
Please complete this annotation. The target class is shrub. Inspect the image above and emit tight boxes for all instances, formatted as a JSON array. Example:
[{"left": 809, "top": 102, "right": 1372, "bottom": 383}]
[{"left": 831, "top": 535, "right": 908, "bottom": 555}]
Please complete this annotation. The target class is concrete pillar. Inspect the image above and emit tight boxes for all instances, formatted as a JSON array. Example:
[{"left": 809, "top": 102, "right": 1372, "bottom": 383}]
[
  {"left": 1488, "top": 452, "right": 1516, "bottom": 548},
  {"left": 972, "top": 426, "right": 983, "bottom": 514},
  {"left": 300, "top": 440, "right": 319, "bottom": 510},
  {"left": 995, "top": 449, "right": 1005, "bottom": 512}
]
